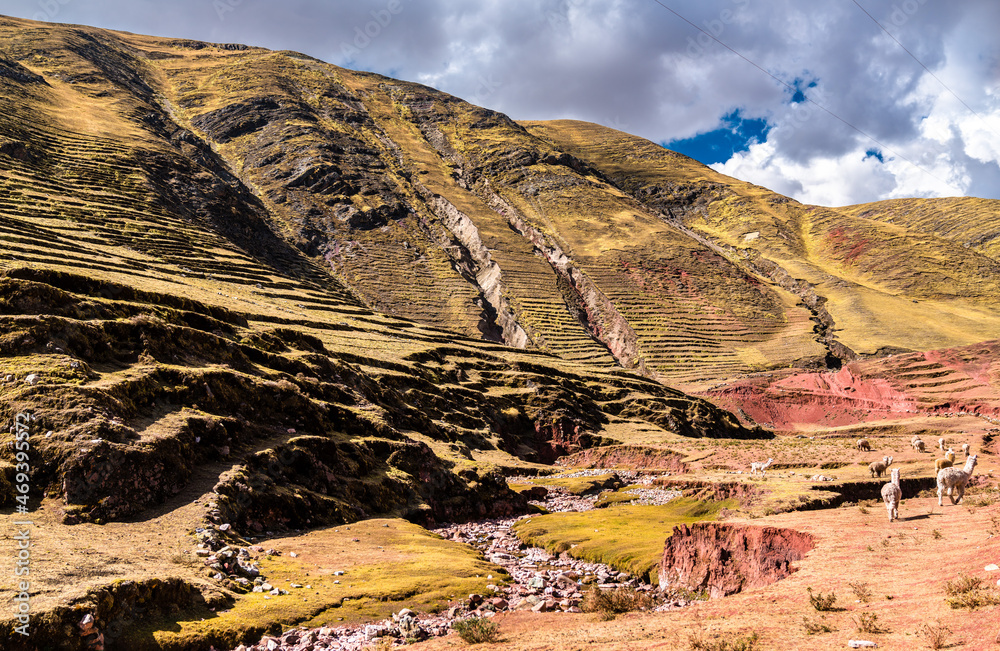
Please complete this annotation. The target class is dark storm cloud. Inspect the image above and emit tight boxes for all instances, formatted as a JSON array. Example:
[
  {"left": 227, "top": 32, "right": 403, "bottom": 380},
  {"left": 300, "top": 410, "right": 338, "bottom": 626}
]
[{"left": 4, "top": 0, "right": 999, "bottom": 204}]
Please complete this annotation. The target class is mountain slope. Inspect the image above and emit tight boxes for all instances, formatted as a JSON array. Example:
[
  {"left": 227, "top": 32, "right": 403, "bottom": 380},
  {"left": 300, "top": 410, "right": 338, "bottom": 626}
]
[
  {"left": 9, "top": 16, "right": 995, "bottom": 395},
  {"left": 0, "top": 15, "right": 759, "bottom": 526},
  {"left": 525, "top": 120, "right": 1000, "bottom": 366}
]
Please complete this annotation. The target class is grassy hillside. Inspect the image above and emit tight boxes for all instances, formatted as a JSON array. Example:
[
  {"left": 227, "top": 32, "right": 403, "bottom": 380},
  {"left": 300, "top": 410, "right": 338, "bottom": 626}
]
[{"left": 525, "top": 120, "right": 1000, "bottom": 362}]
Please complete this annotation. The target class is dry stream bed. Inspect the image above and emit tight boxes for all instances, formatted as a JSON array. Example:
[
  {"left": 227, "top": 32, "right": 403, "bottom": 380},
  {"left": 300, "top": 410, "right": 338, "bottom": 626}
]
[{"left": 228, "top": 471, "right": 693, "bottom": 651}]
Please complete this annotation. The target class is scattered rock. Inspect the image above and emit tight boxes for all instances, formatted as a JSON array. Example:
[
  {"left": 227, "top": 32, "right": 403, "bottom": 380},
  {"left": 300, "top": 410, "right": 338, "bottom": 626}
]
[
  {"left": 236, "top": 475, "right": 688, "bottom": 650},
  {"left": 78, "top": 614, "right": 94, "bottom": 633}
]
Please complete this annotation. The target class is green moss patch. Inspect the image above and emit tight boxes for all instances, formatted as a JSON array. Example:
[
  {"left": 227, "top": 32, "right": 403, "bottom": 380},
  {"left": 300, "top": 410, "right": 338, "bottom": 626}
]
[
  {"left": 512, "top": 498, "right": 734, "bottom": 584},
  {"left": 593, "top": 485, "right": 644, "bottom": 507},
  {"left": 511, "top": 473, "right": 618, "bottom": 495},
  {"left": 143, "top": 519, "right": 505, "bottom": 650}
]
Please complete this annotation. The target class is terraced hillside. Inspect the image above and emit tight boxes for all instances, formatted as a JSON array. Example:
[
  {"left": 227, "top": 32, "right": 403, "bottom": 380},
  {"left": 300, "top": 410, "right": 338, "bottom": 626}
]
[
  {"left": 526, "top": 120, "right": 1000, "bottom": 369},
  {"left": 0, "top": 19, "right": 772, "bottom": 511},
  {"left": 706, "top": 339, "right": 1000, "bottom": 430},
  {"left": 7, "top": 17, "right": 996, "bottom": 395},
  {"left": 840, "top": 196, "right": 1000, "bottom": 263},
  {"left": 0, "top": 16, "right": 855, "bottom": 388}
]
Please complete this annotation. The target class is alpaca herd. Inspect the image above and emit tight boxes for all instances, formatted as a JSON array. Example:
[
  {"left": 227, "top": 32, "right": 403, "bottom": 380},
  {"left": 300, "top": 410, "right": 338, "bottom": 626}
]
[
  {"left": 840, "top": 434, "right": 981, "bottom": 522},
  {"left": 746, "top": 435, "right": 982, "bottom": 521}
]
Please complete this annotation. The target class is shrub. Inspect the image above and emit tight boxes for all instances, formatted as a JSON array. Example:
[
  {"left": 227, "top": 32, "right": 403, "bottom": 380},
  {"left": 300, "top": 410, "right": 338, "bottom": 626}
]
[
  {"left": 853, "top": 612, "right": 887, "bottom": 634},
  {"left": 943, "top": 574, "right": 1000, "bottom": 610},
  {"left": 452, "top": 617, "right": 500, "bottom": 644},
  {"left": 688, "top": 630, "right": 760, "bottom": 651},
  {"left": 672, "top": 586, "right": 710, "bottom": 602},
  {"left": 919, "top": 621, "right": 952, "bottom": 649},
  {"left": 964, "top": 486, "right": 999, "bottom": 507},
  {"left": 581, "top": 585, "right": 653, "bottom": 620},
  {"left": 943, "top": 573, "right": 982, "bottom": 596},
  {"left": 848, "top": 581, "right": 872, "bottom": 603},
  {"left": 807, "top": 587, "right": 838, "bottom": 612},
  {"left": 801, "top": 615, "right": 833, "bottom": 635}
]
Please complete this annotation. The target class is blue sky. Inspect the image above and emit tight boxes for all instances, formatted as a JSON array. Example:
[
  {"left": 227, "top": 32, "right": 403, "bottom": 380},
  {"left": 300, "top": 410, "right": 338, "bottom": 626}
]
[
  {"left": 666, "top": 111, "right": 770, "bottom": 165},
  {"left": 4, "top": 0, "right": 1000, "bottom": 206}
]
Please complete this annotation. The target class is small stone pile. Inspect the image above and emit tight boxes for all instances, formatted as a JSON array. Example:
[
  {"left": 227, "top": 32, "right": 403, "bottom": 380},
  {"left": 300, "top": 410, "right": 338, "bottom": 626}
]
[
  {"left": 229, "top": 610, "right": 453, "bottom": 651},
  {"left": 530, "top": 486, "right": 600, "bottom": 512},
  {"left": 193, "top": 526, "right": 285, "bottom": 595},
  {"left": 78, "top": 614, "right": 104, "bottom": 650}
]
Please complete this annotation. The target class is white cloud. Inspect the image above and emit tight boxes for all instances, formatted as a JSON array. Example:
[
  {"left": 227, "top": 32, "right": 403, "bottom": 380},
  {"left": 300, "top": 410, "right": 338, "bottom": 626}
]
[{"left": 5, "top": 0, "right": 1000, "bottom": 205}]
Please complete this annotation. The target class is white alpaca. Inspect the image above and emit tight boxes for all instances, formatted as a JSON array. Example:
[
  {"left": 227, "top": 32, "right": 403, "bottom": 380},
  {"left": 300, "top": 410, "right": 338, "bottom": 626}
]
[
  {"left": 869, "top": 456, "right": 893, "bottom": 478},
  {"left": 937, "top": 455, "right": 978, "bottom": 506},
  {"left": 881, "top": 468, "right": 901, "bottom": 522},
  {"left": 962, "top": 443, "right": 970, "bottom": 456},
  {"left": 750, "top": 458, "right": 773, "bottom": 476},
  {"left": 938, "top": 437, "right": 945, "bottom": 452},
  {"left": 912, "top": 439, "right": 925, "bottom": 452}
]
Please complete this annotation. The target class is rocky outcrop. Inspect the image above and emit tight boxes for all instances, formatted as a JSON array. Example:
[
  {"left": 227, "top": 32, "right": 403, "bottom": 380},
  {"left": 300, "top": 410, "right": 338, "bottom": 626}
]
[
  {"left": 423, "top": 192, "right": 530, "bottom": 348},
  {"left": 658, "top": 523, "right": 814, "bottom": 598},
  {"left": 0, "top": 57, "right": 48, "bottom": 85},
  {"left": 482, "top": 186, "right": 648, "bottom": 375}
]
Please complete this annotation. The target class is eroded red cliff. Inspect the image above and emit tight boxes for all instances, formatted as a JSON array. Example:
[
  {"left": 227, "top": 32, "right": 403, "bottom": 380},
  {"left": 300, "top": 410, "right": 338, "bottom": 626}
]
[{"left": 659, "top": 523, "right": 814, "bottom": 598}]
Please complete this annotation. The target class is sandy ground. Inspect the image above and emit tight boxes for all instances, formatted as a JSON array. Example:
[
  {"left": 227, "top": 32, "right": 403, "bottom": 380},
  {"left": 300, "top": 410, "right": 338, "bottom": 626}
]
[{"left": 414, "top": 494, "right": 1000, "bottom": 651}]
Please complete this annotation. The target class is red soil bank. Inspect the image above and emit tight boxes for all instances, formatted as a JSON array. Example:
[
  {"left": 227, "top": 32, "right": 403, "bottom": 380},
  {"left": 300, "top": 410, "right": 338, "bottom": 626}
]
[
  {"left": 558, "top": 445, "right": 688, "bottom": 472},
  {"left": 659, "top": 523, "right": 814, "bottom": 598},
  {"left": 704, "top": 339, "right": 1000, "bottom": 429}
]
